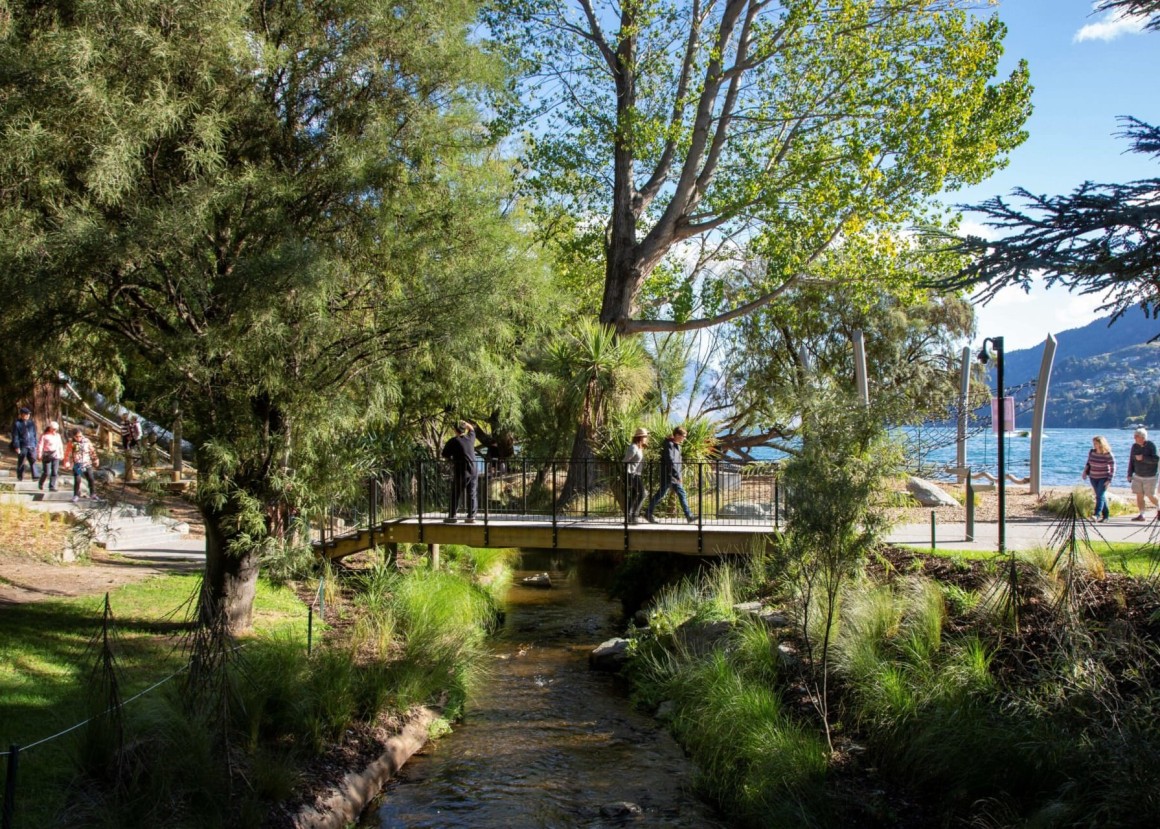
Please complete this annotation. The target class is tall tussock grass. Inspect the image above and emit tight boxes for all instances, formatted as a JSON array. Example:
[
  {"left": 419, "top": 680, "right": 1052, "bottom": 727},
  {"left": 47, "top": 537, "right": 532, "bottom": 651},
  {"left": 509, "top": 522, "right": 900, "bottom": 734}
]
[
  {"left": 65, "top": 558, "right": 503, "bottom": 827},
  {"left": 636, "top": 625, "right": 832, "bottom": 827}
]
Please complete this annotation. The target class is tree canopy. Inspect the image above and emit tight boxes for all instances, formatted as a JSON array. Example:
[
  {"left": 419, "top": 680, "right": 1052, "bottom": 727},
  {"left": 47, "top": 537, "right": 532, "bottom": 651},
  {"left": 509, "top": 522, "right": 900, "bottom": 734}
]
[
  {"left": 933, "top": 117, "right": 1160, "bottom": 324},
  {"left": 0, "top": 0, "right": 534, "bottom": 630},
  {"left": 487, "top": 0, "right": 1032, "bottom": 336}
]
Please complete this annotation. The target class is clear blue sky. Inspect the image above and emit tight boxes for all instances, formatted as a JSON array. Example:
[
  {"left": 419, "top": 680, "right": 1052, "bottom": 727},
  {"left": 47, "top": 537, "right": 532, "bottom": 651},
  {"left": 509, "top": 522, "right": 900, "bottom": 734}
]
[{"left": 950, "top": 0, "right": 1160, "bottom": 352}]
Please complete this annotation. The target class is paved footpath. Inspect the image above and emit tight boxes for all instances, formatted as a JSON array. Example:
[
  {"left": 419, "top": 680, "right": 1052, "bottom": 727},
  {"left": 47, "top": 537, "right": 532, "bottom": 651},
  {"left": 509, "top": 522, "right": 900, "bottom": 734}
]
[{"left": 887, "top": 515, "right": 1160, "bottom": 552}]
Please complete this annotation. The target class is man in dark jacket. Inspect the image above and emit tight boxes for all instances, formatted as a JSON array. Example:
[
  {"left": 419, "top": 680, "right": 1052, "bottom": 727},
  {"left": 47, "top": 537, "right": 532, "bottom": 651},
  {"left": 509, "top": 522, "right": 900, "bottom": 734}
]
[
  {"left": 441, "top": 421, "right": 479, "bottom": 523},
  {"left": 1127, "top": 427, "right": 1160, "bottom": 521},
  {"left": 645, "top": 426, "right": 694, "bottom": 523},
  {"left": 10, "top": 407, "right": 37, "bottom": 482}
]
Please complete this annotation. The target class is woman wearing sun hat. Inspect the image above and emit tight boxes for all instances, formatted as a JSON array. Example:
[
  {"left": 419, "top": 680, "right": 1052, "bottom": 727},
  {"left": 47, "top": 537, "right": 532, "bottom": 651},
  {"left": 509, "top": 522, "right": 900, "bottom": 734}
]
[{"left": 623, "top": 427, "right": 649, "bottom": 523}]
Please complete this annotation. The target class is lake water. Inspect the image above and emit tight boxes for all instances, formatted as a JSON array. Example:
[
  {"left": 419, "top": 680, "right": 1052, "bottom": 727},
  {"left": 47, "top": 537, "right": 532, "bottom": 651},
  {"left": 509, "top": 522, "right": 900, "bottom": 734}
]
[{"left": 752, "top": 427, "right": 1142, "bottom": 489}]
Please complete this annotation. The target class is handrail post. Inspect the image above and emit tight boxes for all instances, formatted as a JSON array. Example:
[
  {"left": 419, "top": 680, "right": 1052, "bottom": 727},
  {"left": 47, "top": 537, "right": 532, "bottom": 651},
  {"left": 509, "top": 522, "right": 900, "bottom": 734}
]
[
  {"left": 522, "top": 458, "right": 528, "bottom": 516},
  {"left": 483, "top": 459, "right": 490, "bottom": 546},
  {"left": 368, "top": 477, "right": 376, "bottom": 550},
  {"left": 697, "top": 463, "right": 704, "bottom": 553},
  {"left": 583, "top": 459, "right": 589, "bottom": 518},
  {"left": 551, "top": 460, "right": 558, "bottom": 548},
  {"left": 773, "top": 464, "right": 780, "bottom": 530},
  {"left": 715, "top": 461, "right": 720, "bottom": 520},
  {"left": 623, "top": 460, "right": 630, "bottom": 549},
  {"left": 418, "top": 460, "right": 425, "bottom": 543}
]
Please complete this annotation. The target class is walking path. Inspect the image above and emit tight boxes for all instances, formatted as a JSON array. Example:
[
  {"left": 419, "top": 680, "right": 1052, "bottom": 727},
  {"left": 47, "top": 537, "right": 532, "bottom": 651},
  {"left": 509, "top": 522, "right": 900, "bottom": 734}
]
[
  {"left": 0, "top": 471, "right": 205, "bottom": 561},
  {"left": 7, "top": 466, "right": 1158, "bottom": 562},
  {"left": 887, "top": 514, "right": 1160, "bottom": 552}
]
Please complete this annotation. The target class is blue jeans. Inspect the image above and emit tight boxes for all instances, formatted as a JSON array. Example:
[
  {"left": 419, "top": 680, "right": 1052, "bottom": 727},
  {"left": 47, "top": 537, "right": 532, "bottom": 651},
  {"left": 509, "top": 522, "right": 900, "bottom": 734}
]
[
  {"left": 1090, "top": 477, "right": 1110, "bottom": 519},
  {"left": 73, "top": 464, "right": 96, "bottom": 498},
  {"left": 647, "top": 479, "right": 692, "bottom": 520},
  {"left": 38, "top": 457, "right": 59, "bottom": 490}
]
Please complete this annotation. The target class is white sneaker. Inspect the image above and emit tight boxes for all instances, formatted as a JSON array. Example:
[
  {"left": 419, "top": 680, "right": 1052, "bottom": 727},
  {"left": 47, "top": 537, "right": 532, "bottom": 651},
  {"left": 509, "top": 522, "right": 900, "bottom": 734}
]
[{"left": 71, "top": 495, "right": 80, "bottom": 503}]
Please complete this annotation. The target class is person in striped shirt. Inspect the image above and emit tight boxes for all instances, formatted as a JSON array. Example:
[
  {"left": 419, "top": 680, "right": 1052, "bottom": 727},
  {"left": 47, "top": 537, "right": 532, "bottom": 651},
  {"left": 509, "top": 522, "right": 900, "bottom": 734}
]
[{"left": 1082, "top": 435, "right": 1115, "bottom": 523}]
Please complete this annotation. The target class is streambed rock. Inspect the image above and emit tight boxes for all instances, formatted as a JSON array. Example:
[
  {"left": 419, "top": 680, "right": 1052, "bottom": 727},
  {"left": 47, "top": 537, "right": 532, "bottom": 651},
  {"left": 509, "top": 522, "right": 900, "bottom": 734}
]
[
  {"left": 600, "top": 801, "right": 643, "bottom": 819},
  {"left": 521, "top": 572, "right": 553, "bottom": 589},
  {"left": 589, "top": 637, "right": 631, "bottom": 672}
]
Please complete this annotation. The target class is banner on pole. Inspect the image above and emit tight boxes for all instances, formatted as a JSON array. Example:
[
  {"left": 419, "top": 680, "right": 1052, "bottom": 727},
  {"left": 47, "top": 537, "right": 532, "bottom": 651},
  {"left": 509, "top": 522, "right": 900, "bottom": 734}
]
[{"left": 991, "top": 397, "right": 1015, "bottom": 434}]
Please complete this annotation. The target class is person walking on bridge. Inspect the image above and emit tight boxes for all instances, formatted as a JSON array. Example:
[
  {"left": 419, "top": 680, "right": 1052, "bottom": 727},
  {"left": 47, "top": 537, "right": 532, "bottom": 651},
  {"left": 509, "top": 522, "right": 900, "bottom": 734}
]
[
  {"left": 645, "top": 426, "right": 694, "bottom": 524},
  {"left": 442, "top": 421, "right": 478, "bottom": 524},
  {"left": 1127, "top": 427, "right": 1159, "bottom": 522},
  {"left": 623, "top": 427, "right": 649, "bottom": 523},
  {"left": 10, "top": 406, "right": 37, "bottom": 481}
]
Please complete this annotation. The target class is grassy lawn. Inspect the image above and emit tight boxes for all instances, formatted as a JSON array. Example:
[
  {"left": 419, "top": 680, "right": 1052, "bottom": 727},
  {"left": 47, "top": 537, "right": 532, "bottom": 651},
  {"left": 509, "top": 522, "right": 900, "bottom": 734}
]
[
  {"left": 0, "top": 574, "right": 310, "bottom": 825},
  {"left": 900, "top": 541, "right": 1159, "bottom": 576}
]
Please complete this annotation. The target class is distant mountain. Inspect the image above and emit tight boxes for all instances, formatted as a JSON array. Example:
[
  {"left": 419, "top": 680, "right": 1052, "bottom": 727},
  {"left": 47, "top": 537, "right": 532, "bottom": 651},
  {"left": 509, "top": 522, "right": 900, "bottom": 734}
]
[{"left": 998, "top": 308, "right": 1160, "bottom": 428}]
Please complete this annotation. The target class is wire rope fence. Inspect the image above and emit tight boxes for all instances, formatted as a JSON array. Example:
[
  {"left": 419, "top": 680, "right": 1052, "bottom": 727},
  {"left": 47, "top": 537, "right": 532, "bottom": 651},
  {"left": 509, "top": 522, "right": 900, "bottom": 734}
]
[{"left": 0, "top": 574, "right": 329, "bottom": 829}]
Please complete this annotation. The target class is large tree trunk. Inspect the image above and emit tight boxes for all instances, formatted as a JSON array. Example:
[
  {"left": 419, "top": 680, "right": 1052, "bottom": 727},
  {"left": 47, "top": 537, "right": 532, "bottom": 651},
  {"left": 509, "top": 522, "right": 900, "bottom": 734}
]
[
  {"left": 557, "top": 423, "right": 597, "bottom": 508},
  {"left": 199, "top": 507, "right": 261, "bottom": 634}
]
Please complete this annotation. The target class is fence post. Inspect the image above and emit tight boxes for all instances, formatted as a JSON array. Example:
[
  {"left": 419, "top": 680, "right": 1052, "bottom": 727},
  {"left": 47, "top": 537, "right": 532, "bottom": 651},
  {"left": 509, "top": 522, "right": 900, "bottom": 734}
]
[
  {"left": 483, "top": 460, "right": 490, "bottom": 547},
  {"left": 307, "top": 606, "right": 314, "bottom": 657},
  {"left": 522, "top": 458, "right": 528, "bottom": 516},
  {"left": 930, "top": 510, "right": 937, "bottom": 550},
  {"left": 3, "top": 744, "right": 18, "bottom": 829},
  {"left": 551, "top": 461, "right": 558, "bottom": 549},
  {"left": 965, "top": 476, "right": 975, "bottom": 542}
]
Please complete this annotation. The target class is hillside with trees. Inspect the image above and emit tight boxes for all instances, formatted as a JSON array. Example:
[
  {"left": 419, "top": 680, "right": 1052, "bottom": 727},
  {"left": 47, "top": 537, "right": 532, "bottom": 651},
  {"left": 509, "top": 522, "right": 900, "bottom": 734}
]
[{"left": 1001, "top": 307, "right": 1160, "bottom": 428}]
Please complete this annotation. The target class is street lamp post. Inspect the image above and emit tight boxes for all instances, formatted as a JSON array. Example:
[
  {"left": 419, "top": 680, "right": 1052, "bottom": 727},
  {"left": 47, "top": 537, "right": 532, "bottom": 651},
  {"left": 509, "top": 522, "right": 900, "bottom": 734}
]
[{"left": 978, "top": 337, "right": 1006, "bottom": 554}]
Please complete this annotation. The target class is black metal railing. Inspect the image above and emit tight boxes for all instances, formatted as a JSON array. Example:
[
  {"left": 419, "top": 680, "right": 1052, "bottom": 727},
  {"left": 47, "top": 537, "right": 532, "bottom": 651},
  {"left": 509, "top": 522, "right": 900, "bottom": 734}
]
[{"left": 311, "top": 458, "right": 780, "bottom": 547}]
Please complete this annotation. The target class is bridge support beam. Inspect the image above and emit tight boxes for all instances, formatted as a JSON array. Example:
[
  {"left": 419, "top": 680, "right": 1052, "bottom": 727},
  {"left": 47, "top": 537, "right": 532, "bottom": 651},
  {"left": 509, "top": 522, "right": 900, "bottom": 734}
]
[
  {"left": 386, "top": 542, "right": 398, "bottom": 567},
  {"left": 427, "top": 543, "right": 440, "bottom": 570}
]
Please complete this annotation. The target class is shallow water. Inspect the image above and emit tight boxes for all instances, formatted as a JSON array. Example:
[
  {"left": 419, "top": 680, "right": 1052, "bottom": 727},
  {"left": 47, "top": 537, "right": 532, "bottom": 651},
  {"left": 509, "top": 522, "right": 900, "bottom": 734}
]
[{"left": 363, "top": 551, "right": 726, "bottom": 829}]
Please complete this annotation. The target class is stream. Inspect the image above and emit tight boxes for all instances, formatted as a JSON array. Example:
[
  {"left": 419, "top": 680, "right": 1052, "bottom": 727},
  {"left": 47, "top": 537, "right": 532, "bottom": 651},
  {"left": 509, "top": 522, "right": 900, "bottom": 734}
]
[{"left": 362, "top": 550, "right": 727, "bottom": 828}]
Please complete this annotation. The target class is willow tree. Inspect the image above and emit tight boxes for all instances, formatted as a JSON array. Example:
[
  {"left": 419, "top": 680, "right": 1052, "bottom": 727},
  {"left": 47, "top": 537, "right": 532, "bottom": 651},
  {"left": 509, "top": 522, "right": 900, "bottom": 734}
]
[
  {"left": 0, "top": 0, "right": 527, "bottom": 631},
  {"left": 488, "top": 0, "right": 1031, "bottom": 469}
]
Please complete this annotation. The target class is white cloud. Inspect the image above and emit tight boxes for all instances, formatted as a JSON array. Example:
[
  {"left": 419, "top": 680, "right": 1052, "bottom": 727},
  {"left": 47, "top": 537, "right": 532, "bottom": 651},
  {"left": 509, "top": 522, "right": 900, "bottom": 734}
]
[
  {"left": 971, "top": 278, "right": 1112, "bottom": 351},
  {"left": 1074, "top": 3, "right": 1149, "bottom": 42},
  {"left": 958, "top": 218, "right": 1001, "bottom": 241}
]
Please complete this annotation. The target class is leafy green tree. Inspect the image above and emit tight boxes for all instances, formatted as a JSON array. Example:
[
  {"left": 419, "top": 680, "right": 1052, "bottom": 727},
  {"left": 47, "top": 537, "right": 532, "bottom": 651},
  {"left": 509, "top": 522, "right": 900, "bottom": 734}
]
[
  {"left": 700, "top": 235, "right": 979, "bottom": 459},
  {"left": 782, "top": 394, "right": 901, "bottom": 749},
  {"left": 487, "top": 0, "right": 1029, "bottom": 473},
  {"left": 534, "top": 319, "right": 651, "bottom": 501},
  {"left": 0, "top": 0, "right": 529, "bottom": 631},
  {"left": 488, "top": 0, "right": 1030, "bottom": 336}
]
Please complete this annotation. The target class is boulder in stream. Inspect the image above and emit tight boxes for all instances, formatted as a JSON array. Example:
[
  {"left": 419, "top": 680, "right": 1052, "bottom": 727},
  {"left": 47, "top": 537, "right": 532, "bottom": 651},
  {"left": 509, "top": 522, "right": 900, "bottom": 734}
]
[
  {"left": 589, "top": 637, "right": 631, "bottom": 672},
  {"left": 600, "top": 801, "right": 643, "bottom": 819},
  {"left": 521, "top": 572, "right": 553, "bottom": 589}
]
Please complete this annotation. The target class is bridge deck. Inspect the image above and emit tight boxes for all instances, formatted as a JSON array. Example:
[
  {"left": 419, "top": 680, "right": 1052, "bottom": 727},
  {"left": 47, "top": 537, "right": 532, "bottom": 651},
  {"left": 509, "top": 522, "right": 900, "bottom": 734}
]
[{"left": 318, "top": 515, "right": 777, "bottom": 559}]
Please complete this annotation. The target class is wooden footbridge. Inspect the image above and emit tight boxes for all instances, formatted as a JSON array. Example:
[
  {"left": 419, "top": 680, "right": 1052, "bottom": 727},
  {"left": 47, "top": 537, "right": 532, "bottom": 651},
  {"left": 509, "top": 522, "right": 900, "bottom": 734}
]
[{"left": 312, "top": 458, "right": 781, "bottom": 560}]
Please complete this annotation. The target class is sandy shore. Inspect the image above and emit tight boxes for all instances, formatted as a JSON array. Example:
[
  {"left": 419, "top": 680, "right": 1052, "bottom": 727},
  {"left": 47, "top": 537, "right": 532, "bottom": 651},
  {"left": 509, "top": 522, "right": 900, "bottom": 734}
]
[{"left": 891, "top": 480, "right": 1144, "bottom": 526}]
